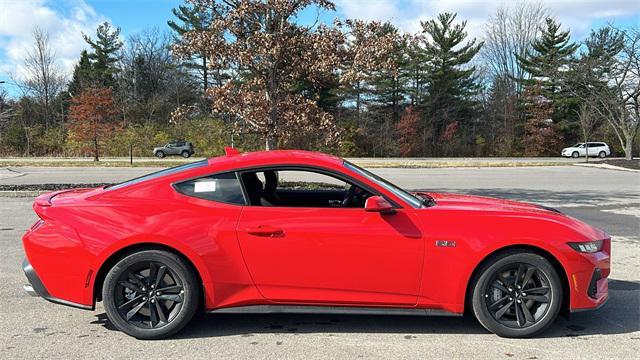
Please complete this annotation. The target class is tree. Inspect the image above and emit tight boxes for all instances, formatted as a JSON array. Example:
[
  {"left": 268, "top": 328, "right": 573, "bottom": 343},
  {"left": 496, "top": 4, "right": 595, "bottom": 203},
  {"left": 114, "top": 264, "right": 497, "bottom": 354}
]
[
  {"left": 83, "top": 22, "right": 123, "bottom": 87},
  {"left": 68, "top": 50, "right": 95, "bottom": 95},
  {"left": 175, "top": 0, "right": 395, "bottom": 150},
  {"left": 567, "top": 26, "right": 638, "bottom": 159},
  {"left": 22, "top": 27, "right": 66, "bottom": 129},
  {"left": 592, "top": 28, "right": 640, "bottom": 159},
  {"left": 419, "top": 13, "right": 483, "bottom": 154},
  {"left": 68, "top": 87, "right": 120, "bottom": 161},
  {"left": 168, "top": 2, "right": 216, "bottom": 94},
  {"left": 481, "top": 2, "right": 548, "bottom": 154},
  {"left": 517, "top": 17, "right": 578, "bottom": 135},
  {"left": 522, "top": 83, "right": 561, "bottom": 156},
  {"left": 395, "top": 106, "right": 420, "bottom": 156}
]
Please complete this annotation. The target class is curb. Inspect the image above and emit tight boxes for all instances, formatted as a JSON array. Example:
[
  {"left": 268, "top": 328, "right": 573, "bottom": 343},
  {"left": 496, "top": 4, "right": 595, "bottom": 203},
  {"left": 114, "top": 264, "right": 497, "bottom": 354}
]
[{"left": 574, "top": 163, "right": 640, "bottom": 173}]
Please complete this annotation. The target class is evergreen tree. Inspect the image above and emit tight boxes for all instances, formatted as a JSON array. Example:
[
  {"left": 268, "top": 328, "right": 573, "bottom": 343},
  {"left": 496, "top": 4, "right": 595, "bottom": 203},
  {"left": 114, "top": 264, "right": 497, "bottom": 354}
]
[
  {"left": 517, "top": 18, "right": 578, "bottom": 96},
  {"left": 517, "top": 17, "right": 578, "bottom": 142},
  {"left": 168, "top": 3, "right": 215, "bottom": 94},
  {"left": 82, "top": 22, "right": 123, "bottom": 87},
  {"left": 68, "top": 50, "right": 95, "bottom": 96},
  {"left": 420, "top": 13, "right": 483, "bottom": 155}
]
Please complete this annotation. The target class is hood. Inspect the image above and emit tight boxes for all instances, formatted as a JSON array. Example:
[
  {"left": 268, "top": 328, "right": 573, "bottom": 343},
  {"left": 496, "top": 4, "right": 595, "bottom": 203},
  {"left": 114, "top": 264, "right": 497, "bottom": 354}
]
[
  {"left": 417, "top": 192, "right": 555, "bottom": 214},
  {"left": 416, "top": 191, "right": 607, "bottom": 240}
]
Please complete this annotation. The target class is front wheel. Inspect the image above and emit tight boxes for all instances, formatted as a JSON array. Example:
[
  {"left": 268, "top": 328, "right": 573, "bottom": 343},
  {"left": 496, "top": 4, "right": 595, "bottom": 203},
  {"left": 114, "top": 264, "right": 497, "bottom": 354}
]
[
  {"left": 571, "top": 151, "right": 579, "bottom": 158},
  {"left": 155, "top": 151, "right": 165, "bottom": 158},
  {"left": 102, "top": 250, "right": 199, "bottom": 339},
  {"left": 471, "top": 251, "right": 562, "bottom": 338}
]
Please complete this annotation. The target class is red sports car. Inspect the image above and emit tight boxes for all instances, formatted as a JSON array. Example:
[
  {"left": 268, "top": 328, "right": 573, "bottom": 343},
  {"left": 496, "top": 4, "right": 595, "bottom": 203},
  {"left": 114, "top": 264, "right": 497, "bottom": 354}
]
[{"left": 22, "top": 149, "right": 610, "bottom": 339}]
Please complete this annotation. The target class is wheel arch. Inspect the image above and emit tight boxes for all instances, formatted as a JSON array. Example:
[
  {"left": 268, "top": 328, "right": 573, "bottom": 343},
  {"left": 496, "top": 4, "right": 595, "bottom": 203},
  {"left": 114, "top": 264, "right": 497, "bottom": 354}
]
[
  {"left": 92, "top": 243, "right": 206, "bottom": 308},
  {"left": 463, "top": 244, "right": 570, "bottom": 317}
]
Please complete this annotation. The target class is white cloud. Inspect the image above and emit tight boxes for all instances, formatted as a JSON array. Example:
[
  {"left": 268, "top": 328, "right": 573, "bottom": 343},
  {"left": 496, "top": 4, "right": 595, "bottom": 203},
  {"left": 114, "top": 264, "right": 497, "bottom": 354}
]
[
  {"left": 335, "top": 0, "right": 640, "bottom": 40},
  {"left": 0, "top": 0, "right": 107, "bottom": 80}
]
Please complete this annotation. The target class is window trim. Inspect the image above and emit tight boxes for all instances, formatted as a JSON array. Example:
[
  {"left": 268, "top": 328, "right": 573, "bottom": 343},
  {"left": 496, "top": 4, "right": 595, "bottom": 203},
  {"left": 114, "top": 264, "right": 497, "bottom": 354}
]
[
  {"left": 171, "top": 170, "right": 248, "bottom": 206},
  {"left": 235, "top": 165, "right": 402, "bottom": 209}
]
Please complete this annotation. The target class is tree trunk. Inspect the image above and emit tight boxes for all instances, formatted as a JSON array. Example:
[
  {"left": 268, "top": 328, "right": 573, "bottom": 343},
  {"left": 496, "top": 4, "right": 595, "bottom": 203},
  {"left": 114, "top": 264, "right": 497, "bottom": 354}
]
[
  {"left": 265, "top": 136, "right": 277, "bottom": 150},
  {"left": 624, "top": 137, "right": 633, "bottom": 160},
  {"left": 93, "top": 136, "right": 99, "bottom": 162}
]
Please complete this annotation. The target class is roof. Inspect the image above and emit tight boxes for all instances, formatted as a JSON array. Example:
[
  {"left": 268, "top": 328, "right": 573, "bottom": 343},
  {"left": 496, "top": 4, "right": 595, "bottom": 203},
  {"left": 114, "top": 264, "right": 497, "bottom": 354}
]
[{"left": 206, "top": 150, "right": 344, "bottom": 171}]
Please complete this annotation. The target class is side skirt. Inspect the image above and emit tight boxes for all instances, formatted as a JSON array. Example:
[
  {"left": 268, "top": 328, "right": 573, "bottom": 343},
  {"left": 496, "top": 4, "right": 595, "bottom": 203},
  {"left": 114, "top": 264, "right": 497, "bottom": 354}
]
[{"left": 207, "top": 305, "right": 462, "bottom": 317}]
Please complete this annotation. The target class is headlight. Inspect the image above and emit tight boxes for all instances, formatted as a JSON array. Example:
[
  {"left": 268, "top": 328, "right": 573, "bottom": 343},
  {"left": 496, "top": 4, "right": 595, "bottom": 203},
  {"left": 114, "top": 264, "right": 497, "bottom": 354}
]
[{"left": 567, "top": 240, "right": 604, "bottom": 253}]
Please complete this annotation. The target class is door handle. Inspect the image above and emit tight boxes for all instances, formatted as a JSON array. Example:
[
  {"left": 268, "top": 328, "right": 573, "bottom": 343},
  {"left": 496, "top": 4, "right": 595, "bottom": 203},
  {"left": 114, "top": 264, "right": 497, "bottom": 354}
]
[{"left": 245, "top": 225, "right": 284, "bottom": 237}]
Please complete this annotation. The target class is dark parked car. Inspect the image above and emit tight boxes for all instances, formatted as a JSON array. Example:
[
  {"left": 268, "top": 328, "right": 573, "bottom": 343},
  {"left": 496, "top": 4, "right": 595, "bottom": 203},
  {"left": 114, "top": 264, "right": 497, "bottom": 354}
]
[{"left": 153, "top": 141, "right": 194, "bottom": 158}]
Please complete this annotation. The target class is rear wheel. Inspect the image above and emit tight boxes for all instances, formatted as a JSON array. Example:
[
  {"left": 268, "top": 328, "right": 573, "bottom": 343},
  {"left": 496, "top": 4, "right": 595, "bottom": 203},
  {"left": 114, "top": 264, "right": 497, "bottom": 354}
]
[
  {"left": 102, "top": 250, "right": 199, "bottom": 339},
  {"left": 599, "top": 151, "right": 606, "bottom": 158},
  {"left": 181, "top": 150, "right": 190, "bottom": 158},
  {"left": 471, "top": 251, "right": 562, "bottom": 338},
  {"left": 155, "top": 151, "right": 165, "bottom": 158}
]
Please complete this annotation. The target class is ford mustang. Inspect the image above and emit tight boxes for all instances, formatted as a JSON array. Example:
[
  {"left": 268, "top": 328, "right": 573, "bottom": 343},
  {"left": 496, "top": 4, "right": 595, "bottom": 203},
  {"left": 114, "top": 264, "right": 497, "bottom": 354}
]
[{"left": 22, "top": 149, "right": 610, "bottom": 339}]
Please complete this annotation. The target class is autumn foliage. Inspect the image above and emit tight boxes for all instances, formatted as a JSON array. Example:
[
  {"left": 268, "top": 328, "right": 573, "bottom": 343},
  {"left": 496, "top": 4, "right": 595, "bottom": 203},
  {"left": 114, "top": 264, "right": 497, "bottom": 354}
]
[
  {"left": 68, "top": 87, "right": 120, "bottom": 161},
  {"left": 522, "top": 84, "right": 562, "bottom": 156},
  {"left": 395, "top": 106, "right": 421, "bottom": 157},
  {"left": 174, "top": 0, "right": 397, "bottom": 150}
]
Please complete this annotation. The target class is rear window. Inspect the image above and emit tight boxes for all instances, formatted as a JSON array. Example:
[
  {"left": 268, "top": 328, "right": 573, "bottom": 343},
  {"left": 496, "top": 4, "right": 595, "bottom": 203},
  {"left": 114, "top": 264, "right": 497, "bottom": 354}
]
[
  {"left": 106, "top": 160, "right": 207, "bottom": 191},
  {"left": 174, "top": 172, "right": 245, "bottom": 205}
]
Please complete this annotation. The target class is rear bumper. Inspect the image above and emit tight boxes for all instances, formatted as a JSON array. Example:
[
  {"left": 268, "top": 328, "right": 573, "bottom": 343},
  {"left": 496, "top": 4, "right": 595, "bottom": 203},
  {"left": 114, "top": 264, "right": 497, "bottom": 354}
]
[{"left": 22, "top": 258, "right": 93, "bottom": 310}]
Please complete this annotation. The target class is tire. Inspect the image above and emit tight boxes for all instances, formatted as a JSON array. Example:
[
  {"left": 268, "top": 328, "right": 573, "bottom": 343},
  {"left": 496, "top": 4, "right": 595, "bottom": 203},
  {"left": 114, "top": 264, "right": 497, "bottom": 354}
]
[
  {"left": 471, "top": 250, "right": 562, "bottom": 338},
  {"left": 599, "top": 151, "right": 606, "bottom": 158},
  {"left": 571, "top": 151, "right": 579, "bottom": 158},
  {"left": 102, "top": 250, "right": 199, "bottom": 339},
  {"left": 155, "top": 151, "right": 165, "bottom": 158},
  {"left": 181, "top": 150, "right": 190, "bottom": 158}
]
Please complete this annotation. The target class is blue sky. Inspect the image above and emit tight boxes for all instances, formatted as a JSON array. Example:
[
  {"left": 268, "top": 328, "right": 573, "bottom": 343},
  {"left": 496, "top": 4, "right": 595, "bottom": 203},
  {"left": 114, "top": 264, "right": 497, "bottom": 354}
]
[{"left": 1, "top": 0, "right": 638, "bottom": 97}]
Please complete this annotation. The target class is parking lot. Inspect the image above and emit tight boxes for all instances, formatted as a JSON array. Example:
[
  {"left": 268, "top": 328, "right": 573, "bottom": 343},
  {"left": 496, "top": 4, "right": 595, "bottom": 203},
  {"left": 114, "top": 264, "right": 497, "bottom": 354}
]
[{"left": 1, "top": 165, "right": 638, "bottom": 359}]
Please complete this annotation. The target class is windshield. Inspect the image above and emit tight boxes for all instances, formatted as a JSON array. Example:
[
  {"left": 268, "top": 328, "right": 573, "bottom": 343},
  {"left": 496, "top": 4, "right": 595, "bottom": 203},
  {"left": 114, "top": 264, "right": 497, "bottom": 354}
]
[
  {"left": 106, "top": 160, "right": 207, "bottom": 190},
  {"left": 344, "top": 161, "right": 423, "bottom": 208},
  {"left": 573, "top": 143, "right": 584, "bottom": 148}
]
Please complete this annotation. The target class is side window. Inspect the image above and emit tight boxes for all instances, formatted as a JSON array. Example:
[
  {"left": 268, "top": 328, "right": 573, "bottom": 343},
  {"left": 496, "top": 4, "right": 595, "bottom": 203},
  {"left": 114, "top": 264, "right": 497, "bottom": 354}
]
[
  {"left": 174, "top": 172, "right": 245, "bottom": 205},
  {"left": 240, "top": 169, "right": 371, "bottom": 208},
  {"left": 277, "top": 170, "right": 349, "bottom": 190}
]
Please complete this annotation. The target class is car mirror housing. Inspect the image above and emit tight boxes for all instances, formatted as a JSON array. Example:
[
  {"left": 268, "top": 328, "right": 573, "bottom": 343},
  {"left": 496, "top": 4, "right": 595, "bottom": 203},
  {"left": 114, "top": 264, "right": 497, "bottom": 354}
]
[{"left": 365, "top": 196, "right": 395, "bottom": 214}]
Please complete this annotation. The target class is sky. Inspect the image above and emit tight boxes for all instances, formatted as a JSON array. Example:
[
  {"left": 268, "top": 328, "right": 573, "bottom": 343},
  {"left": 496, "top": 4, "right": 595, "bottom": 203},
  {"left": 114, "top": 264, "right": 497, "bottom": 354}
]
[{"left": 0, "top": 0, "right": 638, "bottom": 97}]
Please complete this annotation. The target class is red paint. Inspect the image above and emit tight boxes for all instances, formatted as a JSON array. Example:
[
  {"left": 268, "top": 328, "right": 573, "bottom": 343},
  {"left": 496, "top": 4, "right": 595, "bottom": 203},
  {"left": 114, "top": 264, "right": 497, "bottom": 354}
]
[{"left": 22, "top": 150, "right": 609, "bottom": 314}]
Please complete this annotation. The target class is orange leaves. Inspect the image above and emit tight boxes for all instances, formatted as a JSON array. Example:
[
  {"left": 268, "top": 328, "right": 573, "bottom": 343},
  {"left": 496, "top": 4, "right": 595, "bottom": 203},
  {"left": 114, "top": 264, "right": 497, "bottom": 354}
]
[
  {"left": 68, "top": 87, "right": 120, "bottom": 160},
  {"left": 174, "top": 0, "right": 397, "bottom": 149}
]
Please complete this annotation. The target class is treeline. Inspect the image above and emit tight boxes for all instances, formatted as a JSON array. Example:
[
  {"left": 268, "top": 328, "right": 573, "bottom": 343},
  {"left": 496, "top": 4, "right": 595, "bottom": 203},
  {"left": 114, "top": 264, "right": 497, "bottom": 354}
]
[{"left": 0, "top": 0, "right": 638, "bottom": 160}]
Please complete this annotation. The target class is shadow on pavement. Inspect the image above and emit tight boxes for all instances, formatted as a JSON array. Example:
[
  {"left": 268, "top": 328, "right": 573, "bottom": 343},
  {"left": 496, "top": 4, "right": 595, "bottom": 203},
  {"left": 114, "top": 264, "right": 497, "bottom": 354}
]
[{"left": 93, "top": 280, "right": 639, "bottom": 340}]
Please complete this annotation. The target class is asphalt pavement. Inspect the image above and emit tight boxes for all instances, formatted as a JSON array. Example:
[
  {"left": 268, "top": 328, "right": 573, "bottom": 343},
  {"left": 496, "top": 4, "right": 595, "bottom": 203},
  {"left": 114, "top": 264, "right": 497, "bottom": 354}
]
[{"left": 0, "top": 165, "right": 638, "bottom": 359}]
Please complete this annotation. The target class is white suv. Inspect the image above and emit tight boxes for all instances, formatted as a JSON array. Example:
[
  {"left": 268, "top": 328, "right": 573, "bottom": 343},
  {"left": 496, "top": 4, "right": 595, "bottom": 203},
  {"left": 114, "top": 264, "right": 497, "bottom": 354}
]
[{"left": 561, "top": 142, "right": 611, "bottom": 158}]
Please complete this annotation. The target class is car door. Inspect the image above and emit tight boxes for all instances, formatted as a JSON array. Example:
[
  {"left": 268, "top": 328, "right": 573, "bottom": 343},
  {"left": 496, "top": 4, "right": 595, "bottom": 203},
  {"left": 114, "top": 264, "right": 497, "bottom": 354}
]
[{"left": 235, "top": 168, "right": 424, "bottom": 306}]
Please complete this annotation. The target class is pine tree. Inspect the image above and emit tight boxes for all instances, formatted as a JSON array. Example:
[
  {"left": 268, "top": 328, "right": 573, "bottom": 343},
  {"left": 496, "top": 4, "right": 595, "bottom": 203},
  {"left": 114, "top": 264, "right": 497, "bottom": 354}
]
[
  {"left": 168, "top": 3, "right": 215, "bottom": 94},
  {"left": 82, "top": 22, "right": 123, "bottom": 87},
  {"left": 420, "top": 13, "right": 483, "bottom": 155},
  {"left": 68, "top": 50, "right": 95, "bottom": 96},
  {"left": 517, "top": 18, "right": 578, "bottom": 96},
  {"left": 517, "top": 17, "right": 578, "bottom": 139}
]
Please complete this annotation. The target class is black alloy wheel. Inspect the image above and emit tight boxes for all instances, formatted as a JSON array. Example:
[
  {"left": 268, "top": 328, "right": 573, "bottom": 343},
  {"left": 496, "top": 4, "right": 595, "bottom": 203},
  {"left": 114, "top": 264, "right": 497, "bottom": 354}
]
[
  {"left": 472, "top": 251, "right": 562, "bottom": 337},
  {"left": 103, "top": 250, "right": 199, "bottom": 339}
]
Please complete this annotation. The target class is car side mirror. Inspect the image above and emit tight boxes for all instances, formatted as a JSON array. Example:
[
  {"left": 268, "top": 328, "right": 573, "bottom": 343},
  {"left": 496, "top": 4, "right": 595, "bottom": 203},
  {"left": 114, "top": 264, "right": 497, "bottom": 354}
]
[{"left": 365, "top": 196, "right": 395, "bottom": 214}]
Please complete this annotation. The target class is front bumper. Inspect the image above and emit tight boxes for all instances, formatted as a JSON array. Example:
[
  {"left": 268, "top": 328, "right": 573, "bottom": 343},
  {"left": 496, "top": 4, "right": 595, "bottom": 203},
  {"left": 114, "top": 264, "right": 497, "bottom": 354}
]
[{"left": 22, "top": 258, "right": 93, "bottom": 310}]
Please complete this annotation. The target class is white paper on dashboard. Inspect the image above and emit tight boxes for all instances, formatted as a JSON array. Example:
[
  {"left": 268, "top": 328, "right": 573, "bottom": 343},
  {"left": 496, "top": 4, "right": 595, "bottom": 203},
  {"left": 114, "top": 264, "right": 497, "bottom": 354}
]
[{"left": 194, "top": 181, "right": 216, "bottom": 192}]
